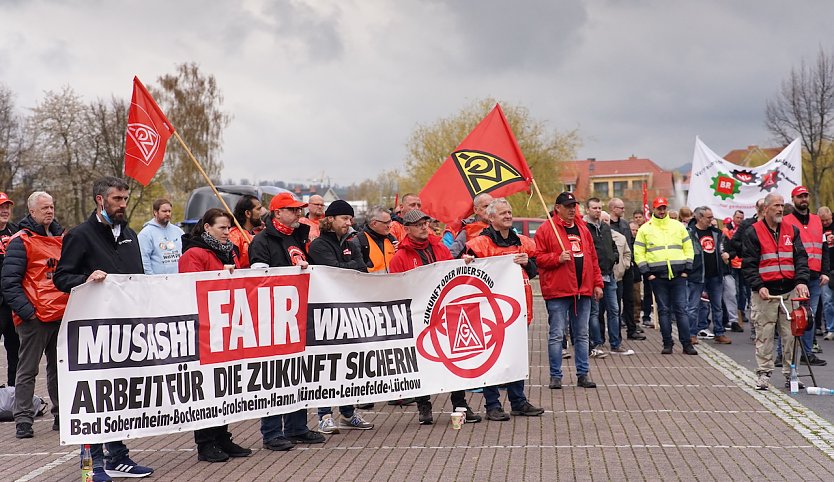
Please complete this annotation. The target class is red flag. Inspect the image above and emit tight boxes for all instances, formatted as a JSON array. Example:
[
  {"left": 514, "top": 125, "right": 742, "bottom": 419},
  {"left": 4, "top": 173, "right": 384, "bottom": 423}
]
[
  {"left": 642, "top": 182, "right": 650, "bottom": 220},
  {"left": 419, "top": 104, "right": 533, "bottom": 224},
  {"left": 124, "top": 77, "right": 175, "bottom": 186}
]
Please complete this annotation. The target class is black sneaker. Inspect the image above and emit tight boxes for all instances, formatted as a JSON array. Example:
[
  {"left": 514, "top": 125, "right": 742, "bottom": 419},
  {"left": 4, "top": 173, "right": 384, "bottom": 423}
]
[
  {"left": 460, "top": 405, "right": 482, "bottom": 423},
  {"left": 287, "top": 431, "right": 326, "bottom": 444},
  {"left": 801, "top": 354, "right": 828, "bottom": 366},
  {"left": 510, "top": 402, "right": 545, "bottom": 417},
  {"left": 730, "top": 322, "right": 744, "bottom": 333},
  {"left": 355, "top": 403, "right": 375, "bottom": 410},
  {"left": 661, "top": 345, "right": 673, "bottom": 355},
  {"left": 683, "top": 345, "right": 698, "bottom": 355},
  {"left": 53, "top": 416, "right": 59, "bottom": 431},
  {"left": 627, "top": 332, "right": 647, "bottom": 340},
  {"left": 486, "top": 407, "right": 510, "bottom": 421},
  {"left": 576, "top": 375, "right": 597, "bottom": 388},
  {"left": 15, "top": 422, "right": 33, "bottom": 439},
  {"left": 197, "top": 443, "right": 229, "bottom": 463},
  {"left": 418, "top": 402, "right": 433, "bottom": 425},
  {"left": 217, "top": 437, "right": 252, "bottom": 457},
  {"left": 548, "top": 377, "right": 562, "bottom": 389},
  {"left": 774, "top": 356, "right": 783, "bottom": 368},
  {"left": 262, "top": 436, "right": 295, "bottom": 451}
]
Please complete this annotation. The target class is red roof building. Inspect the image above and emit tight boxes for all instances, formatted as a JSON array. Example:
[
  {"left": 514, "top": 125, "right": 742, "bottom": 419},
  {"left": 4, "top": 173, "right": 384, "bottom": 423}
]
[{"left": 560, "top": 156, "right": 675, "bottom": 202}]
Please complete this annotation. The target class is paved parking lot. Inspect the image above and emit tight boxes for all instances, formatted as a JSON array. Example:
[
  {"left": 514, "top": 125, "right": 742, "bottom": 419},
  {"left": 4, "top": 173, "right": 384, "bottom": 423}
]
[{"left": 3, "top": 292, "right": 834, "bottom": 481}]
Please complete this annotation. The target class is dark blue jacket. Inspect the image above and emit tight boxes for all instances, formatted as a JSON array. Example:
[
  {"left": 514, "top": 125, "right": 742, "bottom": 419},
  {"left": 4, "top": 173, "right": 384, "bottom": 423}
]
[{"left": 686, "top": 220, "right": 729, "bottom": 283}]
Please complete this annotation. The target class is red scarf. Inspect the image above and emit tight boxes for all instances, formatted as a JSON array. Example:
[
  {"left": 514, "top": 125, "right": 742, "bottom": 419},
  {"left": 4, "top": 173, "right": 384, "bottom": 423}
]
[{"left": 272, "top": 218, "right": 294, "bottom": 236}]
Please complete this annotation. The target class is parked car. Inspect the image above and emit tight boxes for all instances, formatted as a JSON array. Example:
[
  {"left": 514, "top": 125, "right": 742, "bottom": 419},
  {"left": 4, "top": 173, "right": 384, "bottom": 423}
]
[
  {"left": 512, "top": 217, "right": 546, "bottom": 238},
  {"left": 181, "top": 185, "right": 296, "bottom": 232}
]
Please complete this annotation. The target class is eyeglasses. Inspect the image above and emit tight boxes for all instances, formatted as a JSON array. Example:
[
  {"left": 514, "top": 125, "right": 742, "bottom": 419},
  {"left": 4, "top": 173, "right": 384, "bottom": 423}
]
[
  {"left": 279, "top": 207, "right": 304, "bottom": 213},
  {"left": 373, "top": 219, "right": 392, "bottom": 225},
  {"left": 407, "top": 221, "right": 430, "bottom": 228}
]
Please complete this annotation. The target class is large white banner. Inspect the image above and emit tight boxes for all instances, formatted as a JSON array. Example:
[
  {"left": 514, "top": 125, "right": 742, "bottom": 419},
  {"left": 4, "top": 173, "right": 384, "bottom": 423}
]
[
  {"left": 57, "top": 256, "right": 527, "bottom": 444},
  {"left": 686, "top": 137, "right": 802, "bottom": 219}
]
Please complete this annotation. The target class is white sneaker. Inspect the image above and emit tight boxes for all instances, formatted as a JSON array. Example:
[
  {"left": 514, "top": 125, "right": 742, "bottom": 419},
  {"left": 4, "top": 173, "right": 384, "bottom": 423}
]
[
  {"left": 610, "top": 346, "right": 635, "bottom": 356},
  {"left": 562, "top": 349, "right": 572, "bottom": 359},
  {"left": 824, "top": 332, "right": 834, "bottom": 341},
  {"left": 589, "top": 348, "right": 608, "bottom": 359},
  {"left": 317, "top": 414, "right": 340, "bottom": 434},
  {"left": 697, "top": 329, "right": 715, "bottom": 340}
]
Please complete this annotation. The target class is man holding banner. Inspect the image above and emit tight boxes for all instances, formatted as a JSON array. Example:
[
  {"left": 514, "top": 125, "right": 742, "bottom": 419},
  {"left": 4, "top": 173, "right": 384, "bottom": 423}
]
[{"left": 54, "top": 177, "right": 153, "bottom": 481}]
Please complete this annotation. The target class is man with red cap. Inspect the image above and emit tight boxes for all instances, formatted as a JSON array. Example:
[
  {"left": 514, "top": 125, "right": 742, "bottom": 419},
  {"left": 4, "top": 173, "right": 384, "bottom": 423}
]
[
  {"left": 782, "top": 186, "right": 828, "bottom": 366},
  {"left": 0, "top": 191, "right": 19, "bottom": 387},
  {"left": 633, "top": 197, "right": 696, "bottom": 355}
]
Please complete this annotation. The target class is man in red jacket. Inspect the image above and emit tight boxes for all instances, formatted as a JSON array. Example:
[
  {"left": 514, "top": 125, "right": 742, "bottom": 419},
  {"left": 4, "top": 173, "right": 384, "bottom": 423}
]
[
  {"left": 534, "top": 192, "right": 603, "bottom": 390},
  {"left": 389, "top": 209, "right": 482, "bottom": 426}
]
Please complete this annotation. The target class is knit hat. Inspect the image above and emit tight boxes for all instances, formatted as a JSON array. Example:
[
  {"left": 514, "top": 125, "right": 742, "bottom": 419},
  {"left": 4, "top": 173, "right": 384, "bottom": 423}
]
[{"left": 325, "top": 200, "right": 354, "bottom": 217}]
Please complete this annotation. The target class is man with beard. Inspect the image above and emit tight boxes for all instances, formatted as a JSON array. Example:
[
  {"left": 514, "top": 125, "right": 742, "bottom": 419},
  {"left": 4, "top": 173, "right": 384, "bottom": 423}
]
[
  {"left": 743, "top": 193, "right": 810, "bottom": 390},
  {"left": 54, "top": 177, "right": 153, "bottom": 481},
  {"left": 248, "top": 192, "right": 326, "bottom": 449},
  {"left": 138, "top": 198, "right": 184, "bottom": 274},
  {"left": 229, "top": 194, "right": 265, "bottom": 268},
  {"left": 299, "top": 194, "right": 326, "bottom": 242},
  {"left": 783, "top": 186, "right": 829, "bottom": 366}
]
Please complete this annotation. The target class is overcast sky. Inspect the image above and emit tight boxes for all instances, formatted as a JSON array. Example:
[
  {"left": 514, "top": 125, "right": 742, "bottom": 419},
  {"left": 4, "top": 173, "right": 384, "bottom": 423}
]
[{"left": 1, "top": 0, "right": 832, "bottom": 186}]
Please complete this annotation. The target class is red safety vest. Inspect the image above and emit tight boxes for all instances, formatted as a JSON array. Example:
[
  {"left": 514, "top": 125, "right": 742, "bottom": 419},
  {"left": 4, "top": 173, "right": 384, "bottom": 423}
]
[
  {"left": 465, "top": 234, "right": 536, "bottom": 325},
  {"left": 11, "top": 230, "right": 69, "bottom": 325},
  {"left": 752, "top": 220, "right": 795, "bottom": 282},
  {"left": 783, "top": 213, "right": 823, "bottom": 272}
]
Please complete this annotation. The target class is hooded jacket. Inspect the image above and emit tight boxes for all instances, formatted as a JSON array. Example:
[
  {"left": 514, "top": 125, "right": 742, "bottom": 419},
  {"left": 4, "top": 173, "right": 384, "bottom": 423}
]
[
  {"left": 137, "top": 218, "right": 184, "bottom": 275},
  {"left": 534, "top": 215, "right": 603, "bottom": 299},
  {"left": 178, "top": 233, "right": 241, "bottom": 273}
]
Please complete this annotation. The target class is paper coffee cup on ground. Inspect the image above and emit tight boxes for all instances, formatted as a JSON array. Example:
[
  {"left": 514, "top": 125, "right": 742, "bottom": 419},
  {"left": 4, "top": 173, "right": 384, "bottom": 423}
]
[{"left": 450, "top": 412, "right": 464, "bottom": 429}]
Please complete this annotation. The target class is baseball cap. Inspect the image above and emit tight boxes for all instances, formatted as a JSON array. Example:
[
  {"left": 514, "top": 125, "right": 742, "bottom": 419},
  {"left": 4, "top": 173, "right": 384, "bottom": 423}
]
[
  {"left": 723, "top": 217, "right": 732, "bottom": 225},
  {"left": 792, "top": 185, "right": 809, "bottom": 197},
  {"left": 0, "top": 192, "right": 12, "bottom": 206},
  {"left": 652, "top": 197, "right": 668, "bottom": 208},
  {"left": 555, "top": 192, "right": 579, "bottom": 206},
  {"left": 269, "top": 192, "right": 307, "bottom": 211},
  {"left": 402, "top": 209, "right": 431, "bottom": 226}
]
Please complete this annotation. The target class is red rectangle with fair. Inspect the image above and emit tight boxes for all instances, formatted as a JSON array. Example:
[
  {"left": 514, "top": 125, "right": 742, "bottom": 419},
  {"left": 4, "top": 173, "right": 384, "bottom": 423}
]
[{"left": 196, "top": 274, "right": 309, "bottom": 364}]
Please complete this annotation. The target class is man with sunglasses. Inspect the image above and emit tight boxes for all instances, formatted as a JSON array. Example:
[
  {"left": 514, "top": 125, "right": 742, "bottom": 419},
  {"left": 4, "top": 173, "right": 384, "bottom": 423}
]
[{"left": 633, "top": 197, "right": 696, "bottom": 355}]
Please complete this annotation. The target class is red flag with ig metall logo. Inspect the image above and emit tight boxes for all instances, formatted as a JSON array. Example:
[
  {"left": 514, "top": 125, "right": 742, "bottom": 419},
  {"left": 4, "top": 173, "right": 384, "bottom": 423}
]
[{"left": 123, "top": 76, "right": 175, "bottom": 186}]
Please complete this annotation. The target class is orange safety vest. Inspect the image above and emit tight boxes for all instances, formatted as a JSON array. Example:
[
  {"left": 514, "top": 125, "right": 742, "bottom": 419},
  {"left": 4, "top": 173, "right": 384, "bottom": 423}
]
[
  {"left": 752, "top": 220, "right": 795, "bottom": 282},
  {"left": 465, "top": 234, "right": 537, "bottom": 325},
  {"left": 783, "top": 213, "right": 824, "bottom": 273},
  {"left": 11, "top": 230, "right": 69, "bottom": 325},
  {"left": 365, "top": 232, "right": 396, "bottom": 273},
  {"left": 390, "top": 221, "right": 406, "bottom": 243}
]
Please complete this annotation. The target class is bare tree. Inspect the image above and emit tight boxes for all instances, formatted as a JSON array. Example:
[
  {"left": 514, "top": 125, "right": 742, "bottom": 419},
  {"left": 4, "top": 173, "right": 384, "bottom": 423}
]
[
  {"left": 766, "top": 48, "right": 834, "bottom": 207},
  {"left": 0, "top": 85, "right": 32, "bottom": 207}
]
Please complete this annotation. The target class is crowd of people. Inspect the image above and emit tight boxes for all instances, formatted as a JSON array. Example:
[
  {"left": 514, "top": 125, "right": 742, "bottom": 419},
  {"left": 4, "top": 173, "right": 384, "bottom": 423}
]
[{"left": 0, "top": 176, "right": 832, "bottom": 481}]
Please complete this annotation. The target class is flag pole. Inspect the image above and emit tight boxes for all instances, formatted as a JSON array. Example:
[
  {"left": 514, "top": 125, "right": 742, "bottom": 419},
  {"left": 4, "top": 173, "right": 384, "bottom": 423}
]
[
  {"left": 531, "top": 178, "right": 566, "bottom": 252},
  {"left": 172, "top": 131, "right": 251, "bottom": 242}
]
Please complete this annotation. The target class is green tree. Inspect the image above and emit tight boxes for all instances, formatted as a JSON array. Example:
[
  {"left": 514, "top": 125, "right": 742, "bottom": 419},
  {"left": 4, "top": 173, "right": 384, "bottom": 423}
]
[
  {"left": 766, "top": 48, "right": 834, "bottom": 209},
  {"left": 403, "top": 98, "right": 580, "bottom": 218},
  {"left": 152, "top": 62, "right": 232, "bottom": 197}
]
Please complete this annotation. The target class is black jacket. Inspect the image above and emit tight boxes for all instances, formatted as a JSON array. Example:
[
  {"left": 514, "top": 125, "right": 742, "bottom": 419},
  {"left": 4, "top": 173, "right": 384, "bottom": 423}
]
[
  {"left": 248, "top": 216, "right": 310, "bottom": 268},
  {"left": 308, "top": 230, "right": 367, "bottom": 272},
  {"left": 686, "top": 220, "right": 729, "bottom": 283},
  {"left": 54, "top": 212, "right": 143, "bottom": 293},
  {"left": 742, "top": 220, "right": 809, "bottom": 296},
  {"left": 585, "top": 219, "right": 617, "bottom": 276},
  {"left": 466, "top": 226, "right": 538, "bottom": 280},
  {"left": 725, "top": 215, "right": 758, "bottom": 260},
  {"left": 0, "top": 220, "right": 19, "bottom": 305},
  {"left": 1, "top": 216, "right": 64, "bottom": 321}
]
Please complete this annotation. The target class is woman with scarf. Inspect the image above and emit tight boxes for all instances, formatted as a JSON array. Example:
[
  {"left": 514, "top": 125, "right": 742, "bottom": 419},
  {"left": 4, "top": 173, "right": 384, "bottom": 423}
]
[{"left": 179, "top": 208, "right": 252, "bottom": 462}]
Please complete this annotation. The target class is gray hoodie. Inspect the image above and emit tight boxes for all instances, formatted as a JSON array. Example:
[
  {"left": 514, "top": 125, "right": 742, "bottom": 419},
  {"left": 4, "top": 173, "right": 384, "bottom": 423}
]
[{"left": 137, "top": 218, "right": 184, "bottom": 274}]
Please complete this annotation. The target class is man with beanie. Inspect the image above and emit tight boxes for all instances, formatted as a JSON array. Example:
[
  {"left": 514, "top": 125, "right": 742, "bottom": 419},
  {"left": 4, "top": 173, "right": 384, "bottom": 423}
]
[{"left": 308, "top": 199, "right": 374, "bottom": 433}]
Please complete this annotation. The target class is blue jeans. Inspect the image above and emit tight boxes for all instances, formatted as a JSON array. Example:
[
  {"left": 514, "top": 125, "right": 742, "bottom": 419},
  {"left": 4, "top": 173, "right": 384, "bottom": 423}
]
[
  {"left": 318, "top": 405, "right": 354, "bottom": 420},
  {"left": 687, "top": 280, "right": 705, "bottom": 337},
  {"left": 642, "top": 275, "right": 654, "bottom": 321},
  {"left": 733, "top": 268, "right": 749, "bottom": 321},
  {"left": 546, "top": 296, "right": 591, "bottom": 379},
  {"left": 698, "top": 276, "right": 725, "bottom": 336},
  {"left": 483, "top": 380, "right": 527, "bottom": 411},
  {"left": 589, "top": 279, "right": 621, "bottom": 348},
  {"left": 824, "top": 285, "right": 834, "bottom": 332},
  {"left": 261, "top": 409, "right": 310, "bottom": 440},
  {"left": 84, "top": 441, "right": 129, "bottom": 470},
  {"left": 651, "top": 276, "right": 690, "bottom": 347},
  {"left": 800, "top": 279, "right": 822, "bottom": 354}
]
